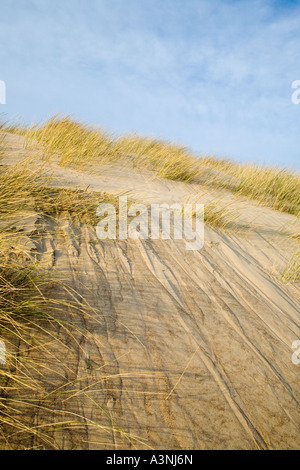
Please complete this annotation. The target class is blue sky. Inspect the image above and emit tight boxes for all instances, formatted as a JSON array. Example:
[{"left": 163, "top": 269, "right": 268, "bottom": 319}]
[{"left": 0, "top": 0, "right": 299, "bottom": 168}]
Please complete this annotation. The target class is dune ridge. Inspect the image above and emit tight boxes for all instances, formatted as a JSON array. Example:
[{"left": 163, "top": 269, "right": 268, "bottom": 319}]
[{"left": 0, "top": 127, "right": 299, "bottom": 450}]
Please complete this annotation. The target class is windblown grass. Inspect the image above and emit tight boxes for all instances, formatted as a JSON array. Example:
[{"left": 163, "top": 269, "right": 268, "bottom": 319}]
[
  {"left": 0, "top": 115, "right": 299, "bottom": 447},
  {"left": 24, "top": 116, "right": 115, "bottom": 167},
  {"left": 282, "top": 252, "right": 300, "bottom": 283},
  {"left": 33, "top": 186, "right": 117, "bottom": 226},
  {"left": 200, "top": 157, "right": 300, "bottom": 217},
  {"left": 203, "top": 201, "right": 243, "bottom": 231},
  {"left": 113, "top": 134, "right": 199, "bottom": 181},
  {"left": 4, "top": 116, "right": 200, "bottom": 182},
  {"left": 0, "top": 135, "right": 140, "bottom": 448},
  {"left": 2, "top": 114, "right": 298, "bottom": 217},
  {"left": 281, "top": 229, "right": 300, "bottom": 283},
  {"left": 189, "top": 194, "right": 247, "bottom": 232},
  {"left": 0, "top": 157, "right": 69, "bottom": 446}
]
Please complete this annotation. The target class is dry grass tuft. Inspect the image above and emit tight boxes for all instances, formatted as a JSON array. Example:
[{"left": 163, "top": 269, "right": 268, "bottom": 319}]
[
  {"left": 2, "top": 115, "right": 299, "bottom": 217},
  {"left": 282, "top": 252, "right": 300, "bottom": 283},
  {"left": 198, "top": 157, "right": 300, "bottom": 217},
  {"left": 0, "top": 132, "right": 136, "bottom": 448},
  {"left": 203, "top": 201, "right": 243, "bottom": 231}
]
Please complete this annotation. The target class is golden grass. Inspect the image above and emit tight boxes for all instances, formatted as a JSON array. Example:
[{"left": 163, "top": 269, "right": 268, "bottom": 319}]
[
  {"left": 33, "top": 186, "right": 117, "bottom": 226},
  {"left": 0, "top": 156, "right": 70, "bottom": 447},
  {"left": 0, "top": 115, "right": 299, "bottom": 447},
  {"left": 0, "top": 133, "right": 141, "bottom": 448},
  {"left": 281, "top": 229, "right": 300, "bottom": 283},
  {"left": 282, "top": 252, "right": 300, "bottom": 283},
  {"left": 2, "top": 116, "right": 201, "bottom": 182},
  {"left": 24, "top": 116, "right": 115, "bottom": 167},
  {"left": 189, "top": 194, "right": 249, "bottom": 232},
  {"left": 203, "top": 201, "right": 243, "bottom": 231},
  {"left": 200, "top": 157, "right": 300, "bottom": 217},
  {"left": 113, "top": 134, "right": 199, "bottom": 181},
  {"left": 2, "top": 114, "right": 297, "bottom": 217}
]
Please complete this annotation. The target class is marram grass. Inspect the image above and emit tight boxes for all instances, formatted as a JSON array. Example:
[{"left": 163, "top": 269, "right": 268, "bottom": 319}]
[
  {"left": 2, "top": 115, "right": 298, "bottom": 217},
  {"left": 282, "top": 252, "right": 300, "bottom": 283},
  {"left": 0, "top": 134, "right": 140, "bottom": 449}
]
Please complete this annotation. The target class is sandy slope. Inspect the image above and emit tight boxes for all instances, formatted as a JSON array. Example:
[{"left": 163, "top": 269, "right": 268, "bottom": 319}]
[{"left": 1, "top": 133, "right": 300, "bottom": 449}]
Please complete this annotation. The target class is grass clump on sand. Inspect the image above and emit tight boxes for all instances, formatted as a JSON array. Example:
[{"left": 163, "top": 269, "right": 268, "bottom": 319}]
[
  {"left": 282, "top": 252, "right": 300, "bottom": 283},
  {"left": 189, "top": 195, "right": 247, "bottom": 232},
  {"left": 200, "top": 157, "right": 300, "bottom": 217},
  {"left": 2, "top": 115, "right": 200, "bottom": 182},
  {"left": 1, "top": 115, "right": 300, "bottom": 216},
  {"left": 113, "top": 134, "right": 199, "bottom": 182},
  {"left": 0, "top": 154, "right": 76, "bottom": 447},
  {"left": 281, "top": 231, "right": 300, "bottom": 283},
  {"left": 24, "top": 116, "right": 115, "bottom": 167},
  {"left": 33, "top": 186, "right": 117, "bottom": 226},
  {"left": 0, "top": 136, "right": 138, "bottom": 448},
  {"left": 203, "top": 201, "right": 242, "bottom": 231},
  {"left": 0, "top": 158, "right": 62, "bottom": 447}
]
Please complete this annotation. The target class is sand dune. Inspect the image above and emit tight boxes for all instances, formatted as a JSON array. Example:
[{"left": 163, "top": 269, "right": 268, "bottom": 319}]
[{"left": 0, "top": 132, "right": 299, "bottom": 450}]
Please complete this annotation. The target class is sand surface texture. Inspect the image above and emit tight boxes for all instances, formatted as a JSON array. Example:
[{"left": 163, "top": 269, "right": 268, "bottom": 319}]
[{"left": 1, "top": 133, "right": 299, "bottom": 450}]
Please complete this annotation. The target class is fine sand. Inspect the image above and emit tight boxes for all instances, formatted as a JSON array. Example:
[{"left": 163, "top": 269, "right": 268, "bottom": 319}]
[{"left": 1, "top": 133, "right": 299, "bottom": 450}]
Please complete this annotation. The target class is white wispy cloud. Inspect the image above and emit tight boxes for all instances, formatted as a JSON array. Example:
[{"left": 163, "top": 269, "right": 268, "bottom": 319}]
[{"left": 0, "top": 0, "right": 299, "bottom": 167}]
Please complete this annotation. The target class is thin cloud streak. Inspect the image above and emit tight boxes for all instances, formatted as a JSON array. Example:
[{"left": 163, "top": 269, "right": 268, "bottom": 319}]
[{"left": 0, "top": 0, "right": 299, "bottom": 168}]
